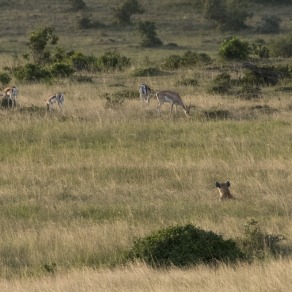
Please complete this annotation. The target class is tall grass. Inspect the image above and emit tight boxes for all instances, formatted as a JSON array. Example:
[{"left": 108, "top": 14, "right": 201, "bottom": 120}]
[{"left": 0, "top": 79, "right": 291, "bottom": 281}]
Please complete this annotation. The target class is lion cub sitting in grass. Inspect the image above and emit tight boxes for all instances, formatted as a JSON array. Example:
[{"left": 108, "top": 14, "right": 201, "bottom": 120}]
[{"left": 215, "top": 181, "right": 235, "bottom": 201}]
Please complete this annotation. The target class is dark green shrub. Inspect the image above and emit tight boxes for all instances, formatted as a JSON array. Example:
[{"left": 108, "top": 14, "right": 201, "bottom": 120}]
[
  {"left": 237, "top": 219, "right": 285, "bottom": 259},
  {"left": 97, "top": 50, "right": 131, "bottom": 71},
  {"left": 77, "top": 15, "right": 105, "bottom": 29},
  {"left": 69, "top": 52, "right": 99, "bottom": 71},
  {"left": 14, "top": 63, "right": 52, "bottom": 81},
  {"left": 162, "top": 51, "right": 211, "bottom": 70},
  {"left": 112, "top": 0, "right": 144, "bottom": 25},
  {"left": 255, "top": 15, "right": 281, "bottom": 34},
  {"left": 241, "top": 64, "right": 290, "bottom": 86},
  {"left": 137, "top": 21, "right": 163, "bottom": 47},
  {"left": 219, "top": 37, "right": 250, "bottom": 60},
  {"left": 131, "top": 66, "right": 162, "bottom": 77},
  {"left": 50, "top": 62, "right": 74, "bottom": 78},
  {"left": 0, "top": 72, "right": 11, "bottom": 85},
  {"left": 126, "top": 224, "right": 245, "bottom": 267},
  {"left": 28, "top": 27, "right": 59, "bottom": 65},
  {"left": 161, "top": 54, "right": 182, "bottom": 70},
  {"left": 209, "top": 73, "right": 232, "bottom": 94}
]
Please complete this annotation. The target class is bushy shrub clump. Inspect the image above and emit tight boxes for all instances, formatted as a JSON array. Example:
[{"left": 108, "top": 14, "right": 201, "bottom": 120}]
[
  {"left": 219, "top": 37, "right": 250, "bottom": 60},
  {"left": 237, "top": 219, "right": 285, "bottom": 259},
  {"left": 162, "top": 51, "right": 211, "bottom": 70},
  {"left": 126, "top": 224, "right": 245, "bottom": 267},
  {"left": 97, "top": 50, "right": 131, "bottom": 71},
  {"left": 131, "top": 66, "right": 162, "bottom": 77}
]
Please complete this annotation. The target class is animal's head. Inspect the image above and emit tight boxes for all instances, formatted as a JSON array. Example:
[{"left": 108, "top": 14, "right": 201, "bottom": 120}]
[
  {"left": 215, "top": 181, "right": 234, "bottom": 200},
  {"left": 183, "top": 104, "right": 195, "bottom": 117}
]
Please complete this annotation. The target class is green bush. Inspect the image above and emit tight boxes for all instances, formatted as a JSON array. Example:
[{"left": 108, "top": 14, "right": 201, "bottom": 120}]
[
  {"left": 97, "top": 50, "right": 131, "bottom": 71},
  {"left": 237, "top": 219, "right": 285, "bottom": 259},
  {"left": 126, "top": 224, "right": 245, "bottom": 267},
  {"left": 0, "top": 72, "right": 11, "bottom": 85},
  {"left": 14, "top": 63, "right": 52, "bottom": 81},
  {"left": 77, "top": 15, "right": 105, "bottom": 29},
  {"left": 68, "top": 52, "right": 99, "bottom": 71},
  {"left": 219, "top": 37, "right": 250, "bottom": 60},
  {"left": 50, "top": 62, "right": 74, "bottom": 78},
  {"left": 162, "top": 51, "right": 211, "bottom": 70},
  {"left": 131, "top": 66, "right": 162, "bottom": 77}
]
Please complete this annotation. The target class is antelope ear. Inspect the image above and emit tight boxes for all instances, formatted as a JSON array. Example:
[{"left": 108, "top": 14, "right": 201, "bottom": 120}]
[
  {"left": 215, "top": 182, "right": 220, "bottom": 188},
  {"left": 226, "top": 181, "right": 230, "bottom": 187}
]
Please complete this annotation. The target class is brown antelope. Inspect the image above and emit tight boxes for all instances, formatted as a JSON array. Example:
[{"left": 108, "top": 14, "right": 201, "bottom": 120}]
[
  {"left": 139, "top": 83, "right": 151, "bottom": 105},
  {"left": 46, "top": 93, "right": 65, "bottom": 112},
  {"left": 215, "top": 181, "right": 235, "bottom": 201},
  {"left": 3, "top": 86, "right": 18, "bottom": 107},
  {"left": 156, "top": 90, "right": 193, "bottom": 117}
]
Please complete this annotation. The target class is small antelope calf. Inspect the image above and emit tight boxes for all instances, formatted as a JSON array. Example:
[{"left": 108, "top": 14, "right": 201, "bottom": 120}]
[
  {"left": 139, "top": 83, "right": 151, "bottom": 105},
  {"left": 156, "top": 90, "right": 193, "bottom": 117},
  {"left": 215, "top": 181, "right": 235, "bottom": 201},
  {"left": 46, "top": 93, "right": 65, "bottom": 112}
]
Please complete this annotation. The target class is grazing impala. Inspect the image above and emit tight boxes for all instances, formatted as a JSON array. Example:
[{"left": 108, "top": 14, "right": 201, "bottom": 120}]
[
  {"left": 3, "top": 86, "right": 18, "bottom": 107},
  {"left": 139, "top": 83, "right": 151, "bottom": 105},
  {"left": 46, "top": 93, "right": 64, "bottom": 112},
  {"left": 215, "top": 181, "right": 235, "bottom": 201},
  {"left": 156, "top": 90, "right": 193, "bottom": 117}
]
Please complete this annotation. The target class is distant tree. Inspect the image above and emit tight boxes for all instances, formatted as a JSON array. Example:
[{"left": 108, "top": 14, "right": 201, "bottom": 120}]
[
  {"left": 136, "top": 21, "right": 162, "bottom": 47},
  {"left": 112, "top": 0, "right": 144, "bottom": 25},
  {"left": 28, "top": 27, "right": 59, "bottom": 65}
]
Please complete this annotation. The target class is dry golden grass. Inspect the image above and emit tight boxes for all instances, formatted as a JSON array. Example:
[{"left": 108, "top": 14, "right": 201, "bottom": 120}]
[
  {"left": 0, "top": 1, "right": 292, "bottom": 289},
  {"left": 0, "top": 260, "right": 292, "bottom": 292}
]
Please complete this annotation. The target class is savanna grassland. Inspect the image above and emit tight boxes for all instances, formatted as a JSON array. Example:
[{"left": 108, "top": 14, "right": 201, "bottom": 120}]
[{"left": 0, "top": 0, "right": 292, "bottom": 291}]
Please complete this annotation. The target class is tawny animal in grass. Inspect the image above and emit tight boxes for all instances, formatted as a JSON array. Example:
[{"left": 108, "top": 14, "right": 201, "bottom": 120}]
[
  {"left": 215, "top": 181, "right": 235, "bottom": 201},
  {"left": 156, "top": 90, "right": 194, "bottom": 117},
  {"left": 139, "top": 83, "right": 152, "bottom": 105},
  {"left": 46, "top": 93, "right": 64, "bottom": 112},
  {"left": 2, "top": 86, "right": 18, "bottom": 107}
]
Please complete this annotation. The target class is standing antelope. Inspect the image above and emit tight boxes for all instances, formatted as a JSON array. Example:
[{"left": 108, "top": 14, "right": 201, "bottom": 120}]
[
  {"left": 139, "top": 83, "right": 151, "bottom": 105},
  {"left": 215, "top": 181, "right": 235, "bottom": 201},
  {"left": 156, "top": 90, "right": 193, "bottom": 117},
  {"left": 46, "top": 93, "right": 65, "bottom": 112},
  {"left": 3, "top": 86, "right": 18, "bottom": 107}
]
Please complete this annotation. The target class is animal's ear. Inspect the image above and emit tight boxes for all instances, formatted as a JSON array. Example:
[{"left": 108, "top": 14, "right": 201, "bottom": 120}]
[
  {"left": 215, "top": 182, "right": 220, "bottom": 188},
  {"left": 226, "top": 181, "right": 230, "bottom": 187}
]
